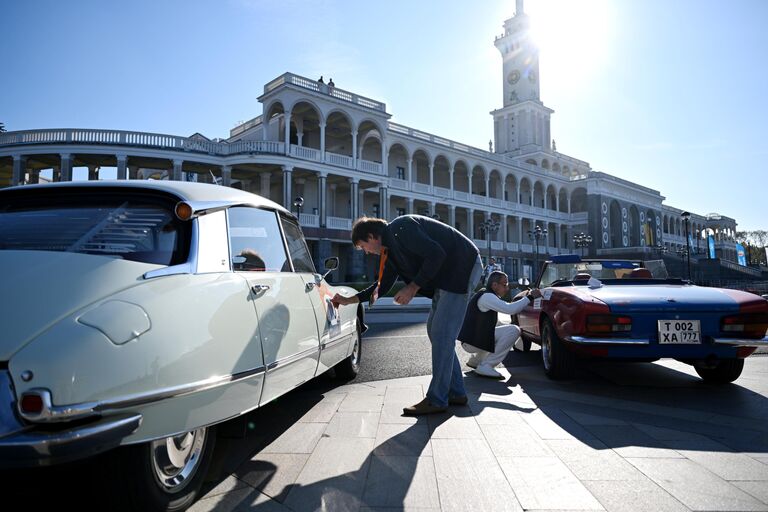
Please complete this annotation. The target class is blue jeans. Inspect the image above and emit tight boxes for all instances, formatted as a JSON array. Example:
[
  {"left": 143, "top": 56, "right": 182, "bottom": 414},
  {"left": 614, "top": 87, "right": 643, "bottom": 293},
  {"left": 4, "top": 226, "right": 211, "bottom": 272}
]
[{"left": 425, "top": 256, "right": 483, "bottom": 407}]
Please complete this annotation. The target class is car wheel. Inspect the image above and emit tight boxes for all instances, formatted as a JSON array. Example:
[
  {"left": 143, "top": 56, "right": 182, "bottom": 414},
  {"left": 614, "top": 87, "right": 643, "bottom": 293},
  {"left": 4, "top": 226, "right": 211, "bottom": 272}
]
[
  {"left": 116, "top": 426, "right": 217, "bottom": 511},
  {"left": 694, "top": 359, "right": 744, "bottom": 384},
  {"left": 541, "top": 319, "right": 575, "bottom": 380},
  {"left": 335, "top": 322, "right": 361, "bottom": 380}
]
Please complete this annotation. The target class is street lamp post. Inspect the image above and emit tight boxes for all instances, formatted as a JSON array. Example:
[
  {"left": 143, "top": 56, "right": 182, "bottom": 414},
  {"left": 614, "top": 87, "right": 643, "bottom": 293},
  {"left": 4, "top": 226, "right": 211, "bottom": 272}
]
[
  {"left": 481, "top": 218, "right": 501, "bottom": 266},
  {"left": 572, "top": 232, "right": 593, "bottom": 258},
  {"left": 293, "top": 196, "right": 304, "bottom": 221},
  {"left": 681, "top": 211, "right": 692, "bottom": 281},
  {"left": 528, "top": 224, "right": 548, "bottom": 280}
]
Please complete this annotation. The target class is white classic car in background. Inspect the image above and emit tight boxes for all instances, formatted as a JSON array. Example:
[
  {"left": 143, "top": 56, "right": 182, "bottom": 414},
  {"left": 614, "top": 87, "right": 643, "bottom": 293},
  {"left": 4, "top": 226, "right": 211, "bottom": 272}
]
[{"left": 0, "top": 181, "right": 364, "bottom": 510}]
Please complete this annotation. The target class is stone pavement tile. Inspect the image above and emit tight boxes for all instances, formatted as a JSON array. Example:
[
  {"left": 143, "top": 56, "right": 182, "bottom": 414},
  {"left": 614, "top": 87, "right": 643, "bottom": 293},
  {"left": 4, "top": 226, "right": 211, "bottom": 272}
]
[
  {"left": 324, "top": 412, "right": 381, "bottom": 438},
  {"left": 627, "top": 457, "right": 767, "bottom": 511},
  {"left": 260, "top": 422, "right": 326, "bottom": 454},
  {"left": 522, "top": 407, "right": 597, "bottom": 440},
  {"left": 374, "top": 423, "right": 432, "bottom": 456},
  {"left": 431, "top": 438, "right": 523, "bottom": 512},
  {"left": 582, "top": 479, "right": 688, "bottom": 512},
  {"left": 189, "top": 488, "right": 290, "bottom": 512},
  {"left": 201, "top": 475, "right": 250, "bottom": 498},
  {"left": 297, "top": 393, "right": 346, "bottom": 423},
  {"left": 361, "top": 456, "right": 440, "bottom": 508},
  {"left": 326, "top": 382, "right": 386, "bottom": 396},
  {"left": 384, "top": 385, "right": 425, "bottom": 404},
  {"left": 564, "top": 410, "right": 629, "bottom": 426},
  {"left": 545, "top": 438, "right": 646, "bottom": 481},
  {"left": 480, "top": 419, "right": 555, "bottom": 458},
  {"left": 337, "top": 393, "right": 384, "bottom": 412},
  {"left": 237, "top": 453, "right": 310, "bottom": 502},
  {"left": 732, "top": 482, "right": 768, "bottom": 505},
  {"left": 584, "top": 425, "right": 683, "bottom": 459},
  {"left": 427, "top": 411, "right": 484, "bottom": 439},
  {"left": 360, "top": 508, "right": 440, "bottom": 512},
  {"left": 283, "top": 437, "right": 375, "bottom": 512},
  {"left": 468, "top": 398, "right": 537, "bottom": 425},
  {"left": 496, "top": 456, "right": 603, "bottom": 510},
  {"left": 380, "top": 401, "right": 430, "bottom": 425},
  {"left": 659, "top": 437, "right": 768, "bottom": 482}
]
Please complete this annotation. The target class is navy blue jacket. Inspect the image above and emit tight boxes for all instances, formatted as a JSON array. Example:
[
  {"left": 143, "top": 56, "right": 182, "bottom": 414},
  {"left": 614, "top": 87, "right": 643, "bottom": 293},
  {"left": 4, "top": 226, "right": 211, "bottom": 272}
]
[{"left": 356, "top": 215, "right": 479, "bottom": 302}]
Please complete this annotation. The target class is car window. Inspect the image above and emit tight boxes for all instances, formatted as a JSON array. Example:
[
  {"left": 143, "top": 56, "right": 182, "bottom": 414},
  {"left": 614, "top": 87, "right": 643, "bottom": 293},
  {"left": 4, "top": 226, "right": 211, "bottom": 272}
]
[
  {"left": 228, "top": 207, "right": 289, "bottom": 272},
  {"left": 0, "top": 194, "right": 188, "bottom": 266},
  {"left": 279, "top": 216, "right": 316, "bottom": 273}
]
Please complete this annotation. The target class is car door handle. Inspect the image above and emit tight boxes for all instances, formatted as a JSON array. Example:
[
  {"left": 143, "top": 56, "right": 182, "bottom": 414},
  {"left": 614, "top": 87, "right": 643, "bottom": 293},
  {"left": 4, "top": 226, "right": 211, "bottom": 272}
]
[
  {"left": 251, "top": 284, "right": 270, "bottom": 294},
  {"left": 305, "top": 282, "right": 316, "bottom": 292}
]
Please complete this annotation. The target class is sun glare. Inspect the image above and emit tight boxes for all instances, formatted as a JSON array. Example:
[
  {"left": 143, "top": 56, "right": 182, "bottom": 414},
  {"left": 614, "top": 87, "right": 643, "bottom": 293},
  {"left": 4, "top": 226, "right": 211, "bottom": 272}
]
[{"left": 527, "top": 0, "right": 614, "bottom": 92}]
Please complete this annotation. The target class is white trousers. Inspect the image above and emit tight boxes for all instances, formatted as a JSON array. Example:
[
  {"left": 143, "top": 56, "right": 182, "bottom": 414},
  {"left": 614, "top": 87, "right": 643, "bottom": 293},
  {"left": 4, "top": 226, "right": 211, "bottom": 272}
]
[{"left": 462, "top": 324, "right": 521, "bottom": 368}]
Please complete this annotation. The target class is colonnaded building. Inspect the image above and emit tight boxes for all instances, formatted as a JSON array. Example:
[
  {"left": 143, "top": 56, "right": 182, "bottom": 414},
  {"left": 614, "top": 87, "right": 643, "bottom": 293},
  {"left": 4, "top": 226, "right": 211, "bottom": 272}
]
[{"left": 0, "top": 1, "right": 758, "bottom": 283}]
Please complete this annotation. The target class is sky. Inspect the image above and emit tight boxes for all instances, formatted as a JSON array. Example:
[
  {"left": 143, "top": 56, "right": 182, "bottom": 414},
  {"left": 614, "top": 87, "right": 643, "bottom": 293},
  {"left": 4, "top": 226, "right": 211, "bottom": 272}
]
[{"left": 2, "top": 0, "right": 766, "bottom": 231}]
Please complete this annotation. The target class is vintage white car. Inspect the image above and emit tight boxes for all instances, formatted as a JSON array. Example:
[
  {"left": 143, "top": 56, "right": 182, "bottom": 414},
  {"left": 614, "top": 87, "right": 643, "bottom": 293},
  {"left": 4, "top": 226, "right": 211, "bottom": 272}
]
[{"left": 0, "top": 181, "right": 364, "bottom": 510}]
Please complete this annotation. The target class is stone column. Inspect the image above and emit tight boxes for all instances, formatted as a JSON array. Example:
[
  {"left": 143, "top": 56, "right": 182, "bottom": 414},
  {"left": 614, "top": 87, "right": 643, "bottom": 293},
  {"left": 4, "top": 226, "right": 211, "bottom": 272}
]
[
  {"left": 352, "top": 129, "right": 358, "bottom": 170},
  {"left": 449, "top": 167, "right": 454, "bottom": 192},
  {"left": 349, "top": 177, "right": 359, "bottom": 220},
  {"left": 282, "top": 166, "right": 293, "bottom": 209},
  {"left": 407, "top": 158, "right": 413, "bottom": 183},
  {"left": 485, "top": 177, "right": 490, "bottom": 199},
  {"left": 407, "top": 197, "right": 414, "bottom": 215},
  {"left": 449, "top": 205, "right": 456, "bottom": 228},
  {"left": 429, "top": 163, "right": 434, "bottom": 187},
  {"left": 260, "top": 172, "right": 271, "bottom": 198},
  {"left": 468, "top": 209, "right": 475, "bottom": 240},
  {"left": 502, "top": 215, "right": 508, "bottom": 244},
  {"left": 128, "top": 165, "right": 139, "bottom": 180},
  {"left": 171, "top": 159, "right": 182, "bottom": 181},
  {"left": 60, "top": 153, "right": 72, "bottom": 182},
  {"left": 318, "top": 173, "right": 328, "bottom": 227},
  {"left": 379, "top": 186, "right": 388, "bottom": 220},
  {"left": 329, "top": 183, "right": 337, "bottom": 218},
  {"left": 221, "top": 165, "right": 232, "bottom": 187},
  {"left": 284, "top": 110, "right": 292, "bottom": 155},
  {"left": 11, "top": 155, "right": 26, "bottom": 186},
  {"left": 319, "top": 122, "right": 326, "bottom": 162},
  {"left": 428, "top": 202, "right": 435, "bottom": 217},
  {"left": 381, "top": 137, "right": 388, "bottom": 175}
]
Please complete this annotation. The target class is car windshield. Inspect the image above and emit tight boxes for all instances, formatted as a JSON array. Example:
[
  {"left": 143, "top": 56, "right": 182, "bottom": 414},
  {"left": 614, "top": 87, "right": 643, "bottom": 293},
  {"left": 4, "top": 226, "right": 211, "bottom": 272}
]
[
  {"left": 538, "top": 259, "right": 669, "bottom": 288},
  {"left": 0, "top": 192, "right": 190, "bottom": 266}
]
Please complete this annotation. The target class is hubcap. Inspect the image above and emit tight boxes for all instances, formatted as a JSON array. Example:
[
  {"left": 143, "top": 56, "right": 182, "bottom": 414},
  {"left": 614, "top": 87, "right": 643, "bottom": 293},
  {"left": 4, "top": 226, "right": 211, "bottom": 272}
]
[
  {"left": 151, "top": 428, "right": 206, "bottom": 492},
  {"left": 350, "top": 332, "right": 360, "bottom": 370},
  {"left": 542, "top": 326, "right": 552, "bottom": 371}
]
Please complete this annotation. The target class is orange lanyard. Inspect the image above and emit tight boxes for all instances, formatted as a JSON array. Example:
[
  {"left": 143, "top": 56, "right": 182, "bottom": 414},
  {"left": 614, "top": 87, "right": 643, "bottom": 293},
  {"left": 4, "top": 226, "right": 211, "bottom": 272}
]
[{"left": 377, "top": 248, "right": 388, "bottom": 290}]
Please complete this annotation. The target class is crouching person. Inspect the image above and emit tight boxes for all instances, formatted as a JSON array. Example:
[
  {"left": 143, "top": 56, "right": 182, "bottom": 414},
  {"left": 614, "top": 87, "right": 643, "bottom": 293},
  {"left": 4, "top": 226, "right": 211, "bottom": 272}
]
[{"left": 458, "top": 271, "right": 541, "bottom": 378}]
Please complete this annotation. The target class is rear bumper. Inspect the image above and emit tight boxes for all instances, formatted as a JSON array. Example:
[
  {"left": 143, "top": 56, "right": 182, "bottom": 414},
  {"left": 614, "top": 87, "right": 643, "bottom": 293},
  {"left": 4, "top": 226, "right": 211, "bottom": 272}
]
[
  {"left": 0, "top": 412, "right": 142, "bottom": 469},
  {"left": 566, "top": 335, "right": 768, "bottom": 347},
  {"left": 562, "top": 335, "right": 767, "bottom": 360},
  {"left": 0, "top": 370, "right": 141, "bottom": 468}
]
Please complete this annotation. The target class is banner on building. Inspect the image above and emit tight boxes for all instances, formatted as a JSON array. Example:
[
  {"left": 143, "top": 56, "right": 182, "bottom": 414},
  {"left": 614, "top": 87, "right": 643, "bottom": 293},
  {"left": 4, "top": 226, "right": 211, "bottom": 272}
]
[
  {"left": 644, "top": 222, "right": 653, "bottom": 246},
  {"left": 736, "top": 243, "right": 747, "bottom": 266},
  {"left": 708, "top": 236, "right": 716, "bottom": 259}
]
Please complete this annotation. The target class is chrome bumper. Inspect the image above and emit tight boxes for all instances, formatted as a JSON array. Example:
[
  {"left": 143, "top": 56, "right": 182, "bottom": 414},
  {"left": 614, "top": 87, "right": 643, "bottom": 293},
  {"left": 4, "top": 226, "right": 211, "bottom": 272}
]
[
  {"left": 567, "top": 336, "right": 649, "bottom": 345},
  {"left": 712, "top": 336, "right": 768, "bottom": 346},
  {"left": 566, "top": 335, "right": 768, "bottom": 347},
  {"left": 0, "top": 371, "right": 141, "bottom": 468}
]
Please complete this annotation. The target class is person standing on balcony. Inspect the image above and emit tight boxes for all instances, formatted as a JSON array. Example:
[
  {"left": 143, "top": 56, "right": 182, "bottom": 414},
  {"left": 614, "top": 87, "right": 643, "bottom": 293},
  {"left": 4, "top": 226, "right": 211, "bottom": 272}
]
[{"left": 331, "top": 215, "right": 482, "bottom": 415}]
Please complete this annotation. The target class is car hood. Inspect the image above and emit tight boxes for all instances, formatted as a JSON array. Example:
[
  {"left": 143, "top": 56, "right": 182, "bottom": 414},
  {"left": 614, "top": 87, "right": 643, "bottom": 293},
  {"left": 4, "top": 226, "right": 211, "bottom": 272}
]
[
  {"left": 582, "top": 284, "right": 741, "bottom": 313},
  {"left": 0, "top": 250, "right": 161, "bottom": 360}
]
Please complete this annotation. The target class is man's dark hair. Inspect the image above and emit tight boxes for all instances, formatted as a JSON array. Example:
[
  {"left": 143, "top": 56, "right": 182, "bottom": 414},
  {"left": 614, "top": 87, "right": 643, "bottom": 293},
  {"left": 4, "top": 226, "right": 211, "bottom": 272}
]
[
  {"left": 351, "top": 217, "right": 387, "bottom": 245},
  {"left": 486, "top": 270, "right": 507, "bottom": 289}
]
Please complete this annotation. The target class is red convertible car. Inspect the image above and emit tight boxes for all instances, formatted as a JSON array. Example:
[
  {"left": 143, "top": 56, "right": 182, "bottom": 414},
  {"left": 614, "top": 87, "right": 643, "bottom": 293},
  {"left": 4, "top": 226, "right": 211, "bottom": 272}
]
[{"left": 516, "top": 255, "right": 768, "bottom": 382}]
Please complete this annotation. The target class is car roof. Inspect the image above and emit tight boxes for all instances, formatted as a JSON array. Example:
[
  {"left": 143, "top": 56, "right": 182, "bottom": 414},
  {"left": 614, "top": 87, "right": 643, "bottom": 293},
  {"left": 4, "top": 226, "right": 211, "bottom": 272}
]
[{"left": 1, "top": 180, "right": 289, "bottom": 214}]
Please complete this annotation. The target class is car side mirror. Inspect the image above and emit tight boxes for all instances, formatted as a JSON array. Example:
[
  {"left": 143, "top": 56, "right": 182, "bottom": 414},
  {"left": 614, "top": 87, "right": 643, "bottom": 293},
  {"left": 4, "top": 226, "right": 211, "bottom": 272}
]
[{"left": 322, "top": 257, "right": 339, "bottom": 280}]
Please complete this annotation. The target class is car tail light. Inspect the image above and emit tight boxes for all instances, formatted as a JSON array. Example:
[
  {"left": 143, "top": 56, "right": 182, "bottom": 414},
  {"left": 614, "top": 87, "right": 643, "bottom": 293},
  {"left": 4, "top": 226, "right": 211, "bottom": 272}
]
[
  {"left": 20, "top": 392, "right": 44, "bottom": 414},
  {"left": 586, "top": 314, "right": 632, "bottom": 334},
  {"left": 721, "top": 313, "right": 768, "bottom": 338}
]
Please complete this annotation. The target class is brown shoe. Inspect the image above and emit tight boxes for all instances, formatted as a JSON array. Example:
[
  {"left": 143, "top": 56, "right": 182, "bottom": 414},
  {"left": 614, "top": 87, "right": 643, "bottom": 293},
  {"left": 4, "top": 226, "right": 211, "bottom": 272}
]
[
  {"left": 448, "top": 395, "right": 469, "bottom": 406},
  {"left": 402, "top": 398, "right": 448, "bottom": 416}
]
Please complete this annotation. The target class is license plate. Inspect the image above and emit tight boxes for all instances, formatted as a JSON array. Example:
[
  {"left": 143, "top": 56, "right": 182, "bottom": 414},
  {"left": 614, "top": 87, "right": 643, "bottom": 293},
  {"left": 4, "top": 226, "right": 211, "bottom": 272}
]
[{"left": 658, "top": 320, "right": 701, "bottom": 344}]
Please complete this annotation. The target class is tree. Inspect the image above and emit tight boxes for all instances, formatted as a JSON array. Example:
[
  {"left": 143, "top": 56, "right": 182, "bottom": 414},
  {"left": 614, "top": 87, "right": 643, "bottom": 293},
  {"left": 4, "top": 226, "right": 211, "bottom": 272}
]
[{"left": 0, "top": 122, "right": 6, "bottom": 133}]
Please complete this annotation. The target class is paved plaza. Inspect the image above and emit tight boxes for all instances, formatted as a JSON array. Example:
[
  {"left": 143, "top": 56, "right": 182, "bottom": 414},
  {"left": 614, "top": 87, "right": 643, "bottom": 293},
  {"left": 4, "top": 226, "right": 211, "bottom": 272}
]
[{"left": 188, "top": 352, "right": 768, "bottom": 512}]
